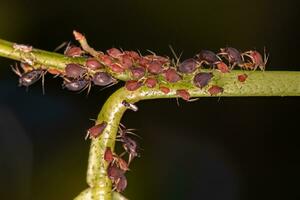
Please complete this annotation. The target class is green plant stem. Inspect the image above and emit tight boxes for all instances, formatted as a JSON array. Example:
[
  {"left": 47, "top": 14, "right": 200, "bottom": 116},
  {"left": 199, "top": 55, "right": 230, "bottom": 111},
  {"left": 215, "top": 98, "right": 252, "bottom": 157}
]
[
  {"left": 1, "top": 37, "right": 299, "bottom": 200},
  {"left": 74, "top": 71, "right": 300, "bottom": 200}
]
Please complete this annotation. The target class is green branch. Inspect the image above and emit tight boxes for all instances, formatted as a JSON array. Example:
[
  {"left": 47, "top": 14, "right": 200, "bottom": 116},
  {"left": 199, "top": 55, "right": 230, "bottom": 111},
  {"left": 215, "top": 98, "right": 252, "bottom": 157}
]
[{"left": 1, "top": 37, "right": 300, "bottom": 200}]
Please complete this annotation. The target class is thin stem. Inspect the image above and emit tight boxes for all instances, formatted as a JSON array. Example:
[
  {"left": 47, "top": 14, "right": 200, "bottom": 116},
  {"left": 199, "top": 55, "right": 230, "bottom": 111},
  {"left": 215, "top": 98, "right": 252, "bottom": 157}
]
[{"left": 74, "top": 71, "right": 300, "bottom": 199}]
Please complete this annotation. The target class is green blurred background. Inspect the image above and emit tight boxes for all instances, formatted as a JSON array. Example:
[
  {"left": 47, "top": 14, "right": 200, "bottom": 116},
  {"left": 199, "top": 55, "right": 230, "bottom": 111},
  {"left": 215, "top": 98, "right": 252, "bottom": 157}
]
[{"left": 0, "top": 0, "right": 300, "bottom": 199}]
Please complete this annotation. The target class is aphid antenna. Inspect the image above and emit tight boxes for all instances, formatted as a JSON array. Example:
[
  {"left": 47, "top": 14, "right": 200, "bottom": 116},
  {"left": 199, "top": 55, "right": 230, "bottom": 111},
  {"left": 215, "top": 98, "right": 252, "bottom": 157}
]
[
  {"left": 168, "top": 45, "right": 182, "bottom": 66},
  {"left": 41, "top": 70, "right": 47, "bottom": 95},
  {"left": 54, "top": 41, "right": 69, "bottom": 52},
  {"left": 146, "top": 49, "right": 157, "bottom": 55},
  {"left": 98, "top": 80, "right": 119, "bottom": 92}
]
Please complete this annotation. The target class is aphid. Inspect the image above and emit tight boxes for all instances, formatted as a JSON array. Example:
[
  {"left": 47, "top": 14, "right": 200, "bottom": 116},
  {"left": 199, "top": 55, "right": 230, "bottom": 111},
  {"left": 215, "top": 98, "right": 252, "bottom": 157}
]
[
  {"left": 193, "top": 72, "right": 213, "bottom": 88},
  {"left": 115, "top": 157, "right": 130, "bottom": 172},
  {"left": 13, "top": 43, "right": 33, "bottom": 53},
  {"left": 218, "top": 47, "right": 244, "bottom": 69},
  {"left": 109, "top": 63, "right": 125, "bottom": 73},
  {"left": 216, "top": 62, "right": 230, "bottom": 73},
  {"left": 115, "top": 174, "right": 127, "bottom": 193},
  {"left": 242, "top": 50, "right": 268, "bottom": 71},
  {"left": 122, "top": 100, "right": 138, "bottom": 112},
  {"left": 196, "top": 50, "right": 221, "bottom": 67},
  {"left": 178, "top": 58, "right": 197, "bottom": 73},
  {"left": 125, "top": 80, "right": 142, "bottom": 91},
  {"left": 124, "top": 50, "right": 140, "bottom": 60},
  {"left": 86, "top": 58, "right": 102, "bottom": 70},
  {"left": 99, "top": 54, "right": 113, "bottom": 66},
  {"left": 92, "top": 72, "right": 116, "bottom": 86},
  {"left": 63, "top": 78, "right": 90, "bottom": 92},
  {"left": 147, "top": 61, "right": 163, "bottom": 74},
  {"left": 85, "top": 121, "right": 107, "bottom": 139},
  {"left": 107, "top": 48, "right": 123, "bottom": 58},
  {"left": 208, "top": 85, "right": 224, "bottom": 95},
  {"left": 164, "top": 68, "right": 182, "bottom": 83},
  {"left": 11, "top": 64, "right": 46, "bottom": 93},
  {"left": 65, "top": 63, "right": 87, "bottom": 78},
  {"left": 119, "top": 54, "right": 133, "bottom": 69},
  {"left": 176, "top": 89, "right": 190, "bottom": 101},
  {"left": 159, "top": 85, "right": 170, "bottom": 94},
  {"left": 130, "top": 66, "right": 145, "bottom": 79},
  {"left": 64, "top": 45, "right": 84, "bottom": 57},
  {"left": 144, "top": 78, "right": 157, "bottom": 88},
  {"left": 104, "top": 147, "right": 114, "bottom": 163},
  {"left": 237, "top": 74, "right": 248, "bottom": 82}
]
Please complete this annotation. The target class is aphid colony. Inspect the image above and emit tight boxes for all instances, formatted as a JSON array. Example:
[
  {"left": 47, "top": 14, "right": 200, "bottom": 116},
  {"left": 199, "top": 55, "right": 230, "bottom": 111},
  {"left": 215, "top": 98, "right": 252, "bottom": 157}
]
[
  {"left": 12, "top": 32, "right": 268, "bottom": 98},
  {"left": 86, "top": 122, "right": 139, "bottom": 192}
]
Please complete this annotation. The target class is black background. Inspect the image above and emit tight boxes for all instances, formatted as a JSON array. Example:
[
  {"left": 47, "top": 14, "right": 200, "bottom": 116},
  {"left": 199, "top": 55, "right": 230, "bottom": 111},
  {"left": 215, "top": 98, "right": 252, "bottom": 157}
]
[{"left": 0, "top": 0, "right": 300, "bottom": 199}]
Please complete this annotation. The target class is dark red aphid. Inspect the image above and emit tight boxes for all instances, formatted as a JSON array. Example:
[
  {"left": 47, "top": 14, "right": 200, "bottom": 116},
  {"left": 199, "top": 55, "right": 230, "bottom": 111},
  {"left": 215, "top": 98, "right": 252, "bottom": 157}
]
[
  {"left": 85, "top": 121, "right": 107, "bottom": 139},
  {"left": 159, "top": 86, "right": 170, "bottom": 94},
  {"left": 93, "top": 72, "right": 115, "bottom": 86},
  {"left": 237, "top": 74, "right": 248, "bottom": 82},
  {"left": 196, "top": 50, "right": 221, "bottom": 66},
  {"left": 104, "top": 147, "right": 114, "bottom": 163},
  {"left": 109, "top": 63, "right": 125, "bottom": 73},
  {"left": 119, "top": 54, "right": 133, "bottom": 69},
  {"left": 107, "top": 164, "right": 125, "bottom": 181},
  {"left": 99, "top": 54, "right": 113, "bottom": 66},
  {"left": 11, "top": 64, "right": 45, "bottom": 87},
  {"left": 208, "top": 85, "right": 224, "bottom": 95},
  {"left": 86, "top": 58, "right": 102, "bottom": 70},
  {"left": 124, "top": 50, "right": 140, "bottom": 60},
  {"left": 64, "top": 45, "right": 84, "bottom": 57},
  {"left": 125, "top": 80, "right": 142, "bottom": 91},
  {"left": 242, "top": 50, "right": 268, "bottom": 71},
  {"left": 65, "top": 63, "right": 87, "bottom": 78},
  {"left": 115, "top": 157, "right": 130, "bottom": 172},
  {"left": 107, "top": 48, "right": 123, "bottom": 58},
  {"left": 147, "top": 61, "right": 163, "bottom": 74},
  {"left": 115, "top": 174, "right": 127, "bottom": 193},
  {"left": 216, "top": 62, "right": 230, "bottom": 73},
  {"left": 178, "top": 58, "right": 198, "bottom": 73},
  {"left": 219, "top": 47, "right": 244, "bottom": 69},
  {"left": 193, "top": 72, "right": 213, "bottom": 88},
  {"left": 144, "top": 78, "right": 157, "bottom": 88},
  {"left": 63, "top": 78, "right": 89, "bottom": 92},
  {"left": 176, "top": 89, "right": 190, "bottom": 101},
  {"left": 164, "top": 68, "right": 182, "bottom": 83},
  {"left": 130, "top": 67, "right": 145, "bottom": 79}
]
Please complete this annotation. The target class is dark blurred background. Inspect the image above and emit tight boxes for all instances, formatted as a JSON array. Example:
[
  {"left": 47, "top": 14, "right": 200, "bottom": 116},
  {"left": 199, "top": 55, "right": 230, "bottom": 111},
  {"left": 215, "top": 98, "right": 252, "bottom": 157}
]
[{"left": 0, "top": 0, "right": 300, "bottom": 199}]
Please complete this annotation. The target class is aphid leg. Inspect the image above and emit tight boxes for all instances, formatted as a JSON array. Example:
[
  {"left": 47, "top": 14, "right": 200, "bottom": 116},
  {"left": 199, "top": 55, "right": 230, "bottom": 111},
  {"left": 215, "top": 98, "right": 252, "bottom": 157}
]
[
  {"left": 98, "top": 80, "right": 119, "bottom": 92},
  {"left": 41, "top": 71, "right": 46, "bottom": 95},
  {"left": 176, "top": 97, "right": 180, "bottom": 107},
  {"left": 11, "top": 64, "right": 22, "bottom": 77},
  {"left": 168, "top": 45, "right": 182, "bottom": 66}
]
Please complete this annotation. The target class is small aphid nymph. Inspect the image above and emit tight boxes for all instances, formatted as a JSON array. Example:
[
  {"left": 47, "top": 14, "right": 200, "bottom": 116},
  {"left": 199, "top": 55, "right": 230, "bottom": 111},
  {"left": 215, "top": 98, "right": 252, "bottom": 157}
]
[{"left": 122, "top": 100, "right": 138, "bottom": 112}]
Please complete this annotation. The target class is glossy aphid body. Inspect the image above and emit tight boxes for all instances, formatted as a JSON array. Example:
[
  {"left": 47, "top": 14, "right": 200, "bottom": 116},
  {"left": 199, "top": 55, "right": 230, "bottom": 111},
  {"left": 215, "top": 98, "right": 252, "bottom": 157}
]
[
  {"left": 178, "top": 58, "right": 198, "bottom": 73},
  {"left": 193, "top": 72, "right": 213, "bottom": 88},
  {"left": 196, "top": 50, "right": 222, "bottom": 68},
  {"left": 218, "top": 47, "right": 244, "bottom": 69},
  {"left": 85, "top": 121, "right": 107, "bottom": 139}
]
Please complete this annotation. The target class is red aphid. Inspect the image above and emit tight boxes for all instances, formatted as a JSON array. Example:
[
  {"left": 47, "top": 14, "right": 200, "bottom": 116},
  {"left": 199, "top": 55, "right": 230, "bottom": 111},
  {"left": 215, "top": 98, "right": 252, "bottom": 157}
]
[
  {"left": 124, "top": 51, "right": 140, "bottom": 60},
  {"left": 216, "top": 62, "right": 230, "bottom": 73},
  {"left": 115, "top": 175, "right": 127, "bottom": 192},
  {"left": 65, "top": 46, "right": 83, "bottom": 57},
  {"left": 164, "top": 68, "right": 182, "bottom": 83},
  {"left": 208, "top": 85, "right": 224, "bottom": 95},
  {"left": 159, "top": 86, "right": 170, "bottom": 94},
  {"left": 109, "top": 63, "right": 125, "bottom": 73},
  {"left": 145, "top": 78, "right": 157, "bottom": 88},
  {"left": 99, "top": 54, "right": 113, "bottom": 66},
  {"left": 116, "top": 157, "right": 129, "bottom": 172},
  {"left": 138, "top": 57, "right": 150, "bottom": 68},
  {"left": 86, "top": 121, "right": 107, "bottom": 139},
  {"left": 107, "top": 48, "right": 123, "bottom": 58},
  {"left": 104, "top": 147, "right": 114, "bottom": 163},
  {"left": 243, "top": 50, "right": 268, "bottom": 71},
  {"left": 119, "top": 54, "right": 133, "bottom": 69},
  {"left": 176, "top": 89, "right": 190, "bottom": 101},
  {"left": 125, "top": 80, "right": 142, "bottom": 91},
  {"left": 147, "top": 61, "right": 163, "bottom": 74},
  {"left": 86, "top": 58, "right": 102, "bottom": 70},
  {"left": 237, "top": 74, "right": 248, "bottom": 82},
  {"left": 130, "top": 67, "right": 145, "bottom": 79},
  {"left": 48, "top": 68, "right": 63, "bottom": 75}
]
